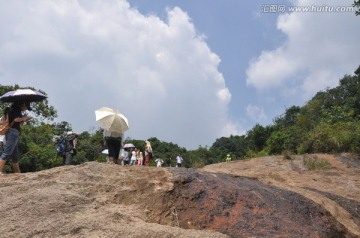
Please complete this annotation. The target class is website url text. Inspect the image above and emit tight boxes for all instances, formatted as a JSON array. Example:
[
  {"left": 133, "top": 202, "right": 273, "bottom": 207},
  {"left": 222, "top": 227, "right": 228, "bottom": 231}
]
[{"left": 261, "top": 5, "right": 355, "bottom": 13}]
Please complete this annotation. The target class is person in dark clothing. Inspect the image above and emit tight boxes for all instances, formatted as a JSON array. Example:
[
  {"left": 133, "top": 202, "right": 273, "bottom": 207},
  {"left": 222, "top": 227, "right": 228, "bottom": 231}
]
[
  {"left": 103, "top": 129, "right": 123, "bottom": 164},
  {"left": 166, "top": 155, "right": 172, "bottom": 167},
  {"left": 0, "top": 101, "right": 32, "bottom": 174},
  {"left": 63, "top": 131, "right": 78, "bottom": 165}
]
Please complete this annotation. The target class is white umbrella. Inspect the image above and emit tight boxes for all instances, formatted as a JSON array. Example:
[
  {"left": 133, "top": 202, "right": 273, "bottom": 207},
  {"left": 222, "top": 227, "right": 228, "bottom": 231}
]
[
  {"left": 95, "top": 107, "right": 129, "bottom": 133},
  {"left": 123, "top": 143, "right": 135, "bottom": 149}
]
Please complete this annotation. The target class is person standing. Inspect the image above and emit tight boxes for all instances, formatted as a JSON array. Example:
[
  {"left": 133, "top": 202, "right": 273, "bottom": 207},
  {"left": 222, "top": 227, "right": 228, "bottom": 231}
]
[
  {"left": 176, "top": 154, "right": 183, "bottom": 167},
  {"left": 0, "top": 101, "right": 32, "bottom": 174},
  {"left": 63, "top": 131, "right": 78, "bottom": 165},
  {"left": 137, "top": 148, "right": 143, "bottom": 166},
  {"left": 155, "top": 157, "right": 164, "bottom": 167},
  {"left": 103, "top": 129, "right": 123, "bottom": 164},
  {"left": 130, "top": 148, "right": 137, "bottom": 166},
  {"left": 166, "top": 155, "right": 172, "bottom": 167},
  {"left": 144, "top": 140, "right": 153, "bottom": 166},
  {"left": 121, "top": 149, "right": 129, "bottom": 166},
  {"left": 226, "top": 154, "right": 232, "bottom": 162},
  {"left": 123, "top": 148, "right": 131, "bottom": 166}
]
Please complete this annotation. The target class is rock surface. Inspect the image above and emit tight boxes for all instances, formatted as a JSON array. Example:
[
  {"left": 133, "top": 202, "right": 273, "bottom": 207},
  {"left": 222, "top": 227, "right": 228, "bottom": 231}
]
[{"left": 0, "top": 153, "right": 359, "bottom": 237}]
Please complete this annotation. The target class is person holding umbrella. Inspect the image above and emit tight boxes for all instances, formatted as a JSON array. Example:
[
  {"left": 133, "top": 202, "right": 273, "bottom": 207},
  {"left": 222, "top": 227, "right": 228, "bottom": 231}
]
[
  {"left": 0, "top": 101, "right": 32, "bottom": 174},
  {"left": 95, "top": 107, "right": 129, "bottom": 165},
  {"left": 103, "top": 129, "right": 123, "bottom": 164}
]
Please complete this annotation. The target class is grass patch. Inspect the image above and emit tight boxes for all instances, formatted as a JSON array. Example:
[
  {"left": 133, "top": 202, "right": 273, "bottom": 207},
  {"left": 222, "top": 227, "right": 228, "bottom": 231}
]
[
  {"left": 282, "top": 150, "right": 294, "bottom": 160},
  {"left": 303, "top": 155, "right": 331, "bottom": 170}
]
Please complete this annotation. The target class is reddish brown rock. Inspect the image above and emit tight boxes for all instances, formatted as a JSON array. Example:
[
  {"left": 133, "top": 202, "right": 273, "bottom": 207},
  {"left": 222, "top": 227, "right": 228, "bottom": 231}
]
[{"left": 166, "top": 170, "right": 347, "bottom": 238}]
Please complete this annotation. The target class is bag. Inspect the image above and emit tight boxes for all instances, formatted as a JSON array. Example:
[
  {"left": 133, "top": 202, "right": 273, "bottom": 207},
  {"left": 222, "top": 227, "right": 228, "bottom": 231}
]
[
  {"left": 65, "top": 135, "right": 76, "bottom": 152},
  {"left": 56, "top": 138, "right": 66, "bottom": 155},
  {"left": 0, "top": 114, "right": 12, "bottom": 135}
]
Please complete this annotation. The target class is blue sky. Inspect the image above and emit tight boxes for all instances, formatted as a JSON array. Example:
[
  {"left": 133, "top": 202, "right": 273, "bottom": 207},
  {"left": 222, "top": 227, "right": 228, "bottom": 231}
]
[{"left": 1, "top": 0, "right": 359, "bottom": 149}]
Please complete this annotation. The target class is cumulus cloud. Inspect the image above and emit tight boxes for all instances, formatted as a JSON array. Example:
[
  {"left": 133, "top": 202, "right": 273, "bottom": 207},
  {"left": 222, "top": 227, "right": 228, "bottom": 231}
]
[
  {"left": 0, "top": 0, "right": 240, "bottom": 149},
  {"left": 246, "top": 0, "right": 360, "bottom": 99},
  {"left": 246, "top": 104, "right": 267, "bottom": 123}
]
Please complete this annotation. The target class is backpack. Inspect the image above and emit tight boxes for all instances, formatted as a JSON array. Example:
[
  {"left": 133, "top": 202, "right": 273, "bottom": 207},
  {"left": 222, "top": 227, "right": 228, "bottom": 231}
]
[
  {"left": 56, "top": 138, "right": 66, "bottom": 155},
  {"left": 65, "top": 134, "right": 76, "bottom": 151}
]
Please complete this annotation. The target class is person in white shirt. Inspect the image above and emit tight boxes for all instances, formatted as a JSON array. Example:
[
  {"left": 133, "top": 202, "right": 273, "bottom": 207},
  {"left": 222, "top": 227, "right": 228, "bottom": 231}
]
[
  {"left": 176, "top": 154, "right": 183, "bottom": 167},
  {"left": 155, "top": 157, "right": 164, "bottom": 167},
  {"left": 130, "top": 148, "right": 137, "bottom": 166}
]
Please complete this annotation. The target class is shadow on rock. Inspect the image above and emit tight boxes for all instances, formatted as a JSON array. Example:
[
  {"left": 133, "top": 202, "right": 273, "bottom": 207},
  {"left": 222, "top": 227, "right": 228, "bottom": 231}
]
[{"left": 164, "top": 169, "right": 348, "bottom": 238}]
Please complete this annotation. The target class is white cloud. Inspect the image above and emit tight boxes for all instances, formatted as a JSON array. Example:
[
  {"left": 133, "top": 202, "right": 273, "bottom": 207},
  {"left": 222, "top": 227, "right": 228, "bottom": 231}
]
[
  {"left": 246, "top": 48, "right": 299, "bottom": 90},
  {"left": 246, "top": 0, "right": 360, "bottom": 99},
  {"left": 246, "top": 104, "right": 267, "bottom": 123},
  {"left": 0, "top": 0, "right": 240, "bottom": 149}
]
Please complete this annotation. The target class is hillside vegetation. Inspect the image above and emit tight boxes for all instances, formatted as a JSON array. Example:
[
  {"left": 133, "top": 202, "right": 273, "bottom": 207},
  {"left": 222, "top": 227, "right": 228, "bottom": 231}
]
[{"left": 0, "top": 66, "right": 359, "bottom": 172}]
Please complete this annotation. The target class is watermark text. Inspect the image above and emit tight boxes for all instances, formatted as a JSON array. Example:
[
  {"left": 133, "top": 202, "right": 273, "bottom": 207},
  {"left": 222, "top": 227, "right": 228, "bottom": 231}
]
[{"left": 261, "top": 4, "right": 355, "bottom": 13}]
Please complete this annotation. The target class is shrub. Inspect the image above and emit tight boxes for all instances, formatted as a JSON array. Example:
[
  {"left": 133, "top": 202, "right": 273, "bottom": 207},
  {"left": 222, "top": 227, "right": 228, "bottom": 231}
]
[
  {"left": 245, "top": 150, "right": 268, "bottom": 159},
  {"left": 302, "top": 155, "right": 331, "bottom": 170},
  {"left": 301, "top": 121, "right": 360, "bottom": 153}
]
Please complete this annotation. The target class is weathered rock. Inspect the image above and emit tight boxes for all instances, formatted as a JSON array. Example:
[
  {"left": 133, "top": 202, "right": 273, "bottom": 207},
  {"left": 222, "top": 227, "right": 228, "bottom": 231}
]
[
  {"left": 0, "top": 153, "right": 359, "bottom": 237},
  {"left": 166, "top": 169, "right": 346, "bottom": 238}
]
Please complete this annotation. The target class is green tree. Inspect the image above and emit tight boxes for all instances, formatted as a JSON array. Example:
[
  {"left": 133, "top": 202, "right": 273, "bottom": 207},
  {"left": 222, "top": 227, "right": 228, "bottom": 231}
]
[
  {"left": 300, "top": 122, "right": 360, "bottom": 153},
  {"left": 210, "top": 135, "right": 247, "bottom": 162},
  {"left": 19, "top": 123, "right": 61, "bottom": 172},
  {"left": 354, "top": 0, "right": 360, "bottom": 15},
  {"left": 246, "top": 124, "right": 274, "bottom": 152},
  {"left": 266, "top": 125, "right": 305, "bottom": 154},
  {"left": 274, "top": 106, "right": 301, "bottom": 128},
  {"left": 188, "top": 146, "right": 209, "bottom": 168},
  {"left": 147, "top": 137, "right": 187, "bottom": 166},
  {"left": 75, "top": 130, "right": 104, "bottom": 164}
]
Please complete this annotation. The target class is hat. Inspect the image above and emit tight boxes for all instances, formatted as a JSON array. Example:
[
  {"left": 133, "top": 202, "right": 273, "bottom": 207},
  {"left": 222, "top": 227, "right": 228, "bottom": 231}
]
[{"left": 66, "top": 131, "right": 73, "bottom": 135}]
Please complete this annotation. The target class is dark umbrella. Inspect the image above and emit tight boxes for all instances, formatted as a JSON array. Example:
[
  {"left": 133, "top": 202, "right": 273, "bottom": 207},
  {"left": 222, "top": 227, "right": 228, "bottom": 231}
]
[{"left": 0, "top": 89, "right": 47, "bottom": 102}]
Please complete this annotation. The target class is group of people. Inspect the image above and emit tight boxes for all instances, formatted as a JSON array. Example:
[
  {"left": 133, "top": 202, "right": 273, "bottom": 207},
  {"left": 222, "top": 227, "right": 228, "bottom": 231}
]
[
  {"left": 119, "top": 150, "right": 183, "bottom": 168},
  {"left": 0, "top": 100, "right": 184, "bottom": 174},
  {"left": 163, "top": 155, "right": 184, "bottom": 167},
  {"left": 102, "top": 132, "right": 154, "bottom": 167},
  {"left": 122, "top": 147, "right": 151, "bottom": 166},
  {"left": 114, "top": 140, "right": 158, "bottom": 167}
]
